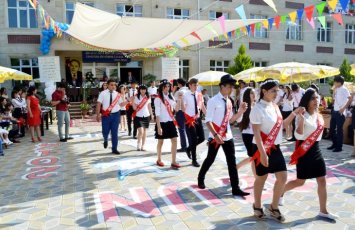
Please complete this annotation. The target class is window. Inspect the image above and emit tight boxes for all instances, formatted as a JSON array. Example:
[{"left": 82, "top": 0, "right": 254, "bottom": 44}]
[
  {"left": 167, "top": 8, "right": 189, "bottom": 19},
  {"left": 317, "top": 22, "right": 332, "bottom": 42},
  {"left": 8, "top": 0, "right": 37, "bottom": 28},
  {"left": 116, "top": 4, "right": 143, "bottom": 17},
  {"left": 179, "top": 60, "right": 189, "bottom": 80},
  {"left": 253, "top": 61, "right": 268, "bottom": 67},
  {"left": 11, "top": 58, "right": 39, "bottom": 79},
  {"left": 250, "top": 15, "right": 268, "bottom": 38},
  {"left": 210, "top": 60, "right": 230, "bottom": 72},
  {"left": 346, "top": 24, "right": 355, "bottom": 44},
  {"left": 286, "top": 19, "right": 302, "bottom": 40},
  {"left": 209, "top": 11, "right": 229, "bottom": 20},
  {"left": 66, "top": 2, "right": 94, "bottom": 24}
]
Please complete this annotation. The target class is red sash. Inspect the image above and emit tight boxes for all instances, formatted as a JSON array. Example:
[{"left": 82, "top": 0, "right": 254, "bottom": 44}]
[
  {"left": 251, "top": 104, "right": 283, "bottom": 166},
  {"left": 157, "top": 96, "right": 178, "bottom": 127},
  {"left": 289, "top": 114, "right": 324, "bottom": 165},
  {"left": 210, "top": 98, "right": 232, "bottom": 149},
  {"left": 184, "top": 93, "right": 204, "bottom": 128},
  {"left": 132, "top": 96, "right": 149, "bottom": 120},
  {"left": 101, "top": 94, "right": 121, "bottom": 117}
]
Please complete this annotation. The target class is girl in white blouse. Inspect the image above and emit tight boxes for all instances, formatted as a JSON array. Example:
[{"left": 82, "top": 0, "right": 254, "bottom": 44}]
[
  {"left": 281, "top": 85, "right": 294, "bottom": 140},
  {"left": 118, "top": 85, "right": 127, "bottom": 132},
  {"left": 283, "top": 88, "right": 337, "bottom": 220}
]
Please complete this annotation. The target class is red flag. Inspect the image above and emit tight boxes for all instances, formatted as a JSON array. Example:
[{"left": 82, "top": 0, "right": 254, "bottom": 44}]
[
  {"left": 190, "top": 32, "right": 202, "bottom": 41},
  {"left": 332, "top": 13, "right": 343, "bottom": 25},
  {"left": 250, "top": 23, "right": 256, "bottom": 35},
  {"left": 274, "top": 16, "right": 280, "bottom": 29},
  {"left": 304, "top": 5, "right": 315, "bottom": 21}
]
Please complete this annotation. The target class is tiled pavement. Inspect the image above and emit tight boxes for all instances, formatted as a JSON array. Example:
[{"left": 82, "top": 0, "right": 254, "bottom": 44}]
[{"left": 0, "top": 118, "right": 354, "bottom": 230}]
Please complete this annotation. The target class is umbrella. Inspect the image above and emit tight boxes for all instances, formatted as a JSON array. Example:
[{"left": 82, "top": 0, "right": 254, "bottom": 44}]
[
  {"left": 255, "top": 62, "right": 339, "bottom": 84},
  {"left": 344, "top": 82, "right": 355, "bottom": 93},
  {"left": 0, "top": 66, "right": 33, "bottom": 83},
  {"left": 234, "top": 67, "right": 265, "bottom": 82},
  {"left": 351, "top": 63, "right": 355, "bottom": 76},
  {"left": 189, "top": 71, "right": 228, "bottom": 96}
]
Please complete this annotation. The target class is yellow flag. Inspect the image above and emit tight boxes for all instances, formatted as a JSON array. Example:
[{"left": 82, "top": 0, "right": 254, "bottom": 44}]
[
  {"left": 262, "top": 20, "right": 269, "bottom": 28},
  {"left": 289, "top": 11, "right": 297, "bottom": 23},
  {"left": 181, "top": 38, "right": 190, "bottom": 46},
  {"left": 327, "top": 0, "right": 338, "bottom": 11},
  {"left": 263, "top": 0, "right": 277, "bottom": 12}
]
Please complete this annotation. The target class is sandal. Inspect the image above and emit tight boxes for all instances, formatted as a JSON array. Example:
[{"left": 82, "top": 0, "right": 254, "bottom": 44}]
[
  {"left": 267, "top": 205, "right": 285, "bottom": 222},
  {"left": 253, "top": 204, "right": 266, "bottom": 219}
]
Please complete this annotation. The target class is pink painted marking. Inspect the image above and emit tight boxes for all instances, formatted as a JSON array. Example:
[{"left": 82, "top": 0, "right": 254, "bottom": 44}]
[
  {"left": 159, "top": 185, "right": 189, "bottom": 213},
  {"left": 23, "top": 166, "right": 61, "bottom": 180},
  {"left": 328, "top": 165, "right": 355, "bottom": 177},
  {"left": 29, "top": 157, "right": 59, "bottom": 166},
  {"left": 179, "top": 182, "right": 223, "bottom": 206}
]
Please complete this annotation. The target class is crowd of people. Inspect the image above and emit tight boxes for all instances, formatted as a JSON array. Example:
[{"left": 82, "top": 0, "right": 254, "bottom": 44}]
[{"left": 96, "top": 74, "right": 354, "bottom": 222}]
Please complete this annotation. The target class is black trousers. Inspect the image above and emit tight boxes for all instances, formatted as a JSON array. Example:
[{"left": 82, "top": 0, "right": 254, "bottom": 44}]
[
  {"left": 198, "top": 139, "right": 241, "bottom": 193},
  {"left": 126, "top": 106, "right": 137, "bottom": 137},
  {"left": 330, "top": 110, "right": 346, "bottom": 149},
  {"left": 185, "top": 118, "right": 205, "bottom": 161}
]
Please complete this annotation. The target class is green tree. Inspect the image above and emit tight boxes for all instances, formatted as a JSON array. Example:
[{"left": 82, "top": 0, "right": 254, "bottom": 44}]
[
  {"left": 226, "top": 44, "right": 253, "bottom": 75},
  {"left": 339, "top": 58, "right": 355, "bottom": 82}
]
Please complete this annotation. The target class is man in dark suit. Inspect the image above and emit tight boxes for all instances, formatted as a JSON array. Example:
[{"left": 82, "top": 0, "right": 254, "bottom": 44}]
[{"left": 66, "top": 59, "right": 83, "bottom": 87}]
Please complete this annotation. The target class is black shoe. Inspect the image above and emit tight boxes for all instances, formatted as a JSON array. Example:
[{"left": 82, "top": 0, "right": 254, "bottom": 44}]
[
  {"left": 333, "top": 148, "right": 342, "bottom": 152},
  {"left": 177, "top": 148, "right": 186, "bottom": 153},
  {"left": 112, "top": 150, "right": 121, "bottom": 154},
  {"left": 232, "top": 189, "right": 250, "bottom": 197},
  {"left": 60, "top": 139, "right": 67, "bottom": 142},
  {"left": 133, "top": 136, "right": 137, "bottom": 139},
  {"left": 66, "top": 137, "right": 74, "bottom": 140},
  {"left": 198, "top": 178, "right": 205, "bottom": 189},
  {"left": 128, "top": 131, "right": 131, "bottom": 136},
  {"left": 287, "top": 138, "right": 296, "bottom": 142},
  {"left": 103, "top": 141, "right": 108, "bottom": 149},
  {"left": 327, "top": 145, "right": 336, "bottom": 150},
  {"left": 186, "top": 147, "right": 191, "bottom": 159},
  {"left": 192, "top": 161, "right": 200, "bottom": 167}
]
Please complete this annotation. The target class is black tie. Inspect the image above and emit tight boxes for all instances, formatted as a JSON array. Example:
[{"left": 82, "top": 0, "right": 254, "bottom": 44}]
[
  {"left": 110, "top": 91, "right": 113, "bottom": 105},
  {"left": 223, "top": 98, "right": 228, "bottom": 133},
  {"left": 192, "top": 94, "right": 198, "bottom": 115},
  {"left": 132, "top": 89, "right": 135, "bottom": 96}
]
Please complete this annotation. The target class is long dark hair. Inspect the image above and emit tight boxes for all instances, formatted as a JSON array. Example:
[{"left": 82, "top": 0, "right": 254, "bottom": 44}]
[
  {"left": 239, "top": 87, "right": 254, "bottom": 131},
  {"left": 137, "top": 85, "right": 149, "bottom": 100},
  {"left": 283, "top": 85, "right": 291, "bottom": 99},
  {"left": 157, "top": 82, "right": 173, "bottom": 104},
  {"left": 27, "top": 86, "right": 36, "bottom": 96},
  {"left": 299, "top": 88, "right": 317, "bottom": 112},
  {"left": 259, "top": 79, "right": 279, "bottom": 101}
]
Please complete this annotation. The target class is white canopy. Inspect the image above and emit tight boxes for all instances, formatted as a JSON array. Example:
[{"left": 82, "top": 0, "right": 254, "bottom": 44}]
[{"left": 65, "top": 3, "right": 261, "bottom": 51}]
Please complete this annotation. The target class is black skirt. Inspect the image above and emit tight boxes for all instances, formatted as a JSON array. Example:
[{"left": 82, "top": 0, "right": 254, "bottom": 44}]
[
  {"left": 120, "top": 110, "right": 126, "bottom": 116},
  {"left": 155, "top": 121, "right": 178, "bottom": 139},
  {"left": 242, "top": 133, "right": 254, "bottom": 157},
  {"left": 296, "top": 141, "right": 326, "bottom": 179},
  {"left": 134, "top": 116, "right": 150, "bottom": 129},
  {"left": 252, "top": 144, "right": 287, "bottom": 176},
  {"left": 282, "top": 111, "right": 292, "bottom": 119}
]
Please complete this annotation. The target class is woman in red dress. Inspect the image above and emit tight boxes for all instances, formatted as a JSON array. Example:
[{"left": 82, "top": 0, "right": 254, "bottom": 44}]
[{"left": 26, "top": 86, "right": 42, "bottom": 142}]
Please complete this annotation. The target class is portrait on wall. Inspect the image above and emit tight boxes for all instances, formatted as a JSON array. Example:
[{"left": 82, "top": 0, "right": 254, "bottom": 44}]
[{"left": 65, "top": 57, "right": 83, "bottom": 87}]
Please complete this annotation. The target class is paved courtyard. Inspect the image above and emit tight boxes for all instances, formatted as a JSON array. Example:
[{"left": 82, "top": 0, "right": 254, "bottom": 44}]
[{"left": 0, "top": 118, "right": 354, "bottom": 230}]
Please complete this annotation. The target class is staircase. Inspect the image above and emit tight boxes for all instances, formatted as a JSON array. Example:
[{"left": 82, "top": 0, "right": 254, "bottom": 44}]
[{"left": 69, "top": 102, "right": 95, "bottom": 119}]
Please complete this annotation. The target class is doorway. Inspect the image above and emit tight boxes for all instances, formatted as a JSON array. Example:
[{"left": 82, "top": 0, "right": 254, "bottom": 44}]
[{"left": 120, "top": 68, "right": 142, "bottom": 85}]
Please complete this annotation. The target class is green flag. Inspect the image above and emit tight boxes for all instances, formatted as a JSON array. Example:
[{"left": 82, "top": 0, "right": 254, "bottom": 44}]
[
  {"left": 316, "top": 2, "right": 327, "bottom": 16},
  {"left": 318, "top": 16, "right": 326, "bottom": 29}
]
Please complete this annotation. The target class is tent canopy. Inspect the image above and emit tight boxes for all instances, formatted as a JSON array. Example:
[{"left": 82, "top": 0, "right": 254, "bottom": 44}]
[{"left": 65, "top": 3, "right": 261, "bottom": 51}]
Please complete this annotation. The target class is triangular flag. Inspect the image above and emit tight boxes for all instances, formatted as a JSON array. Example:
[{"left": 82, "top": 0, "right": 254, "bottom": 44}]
[
  {"left": 223, "top": 32, "right": 228, "bottom": 40},
  {"left": 205, "top": 24, "right": 219, "bottom": 37},
  {"left": 235, "top": 5, "right": 247, "bottom": 24},
  {"left": 227, "top": 31, "right": 232, "bottom": 39},
  {"left": 328, "top": 0, "right": 339, "bottom": 11},
  {"left": 268, "top": 18, "right": 274, "bottom": 29},
  {"left": 332, "top": 13, "right": 344, "bottom": 25},
  {"left": 262, "top": 20, "right": 269, "bottom": 28},
  {"left": 304, "top": 5, "right": 315, "bottom": 21},
  {"left": 172, "top": 42, "right": 182, "bottom": 49},
  {"left": 289, "top": 11, "right": 297, "bottom": 23},
  {"left": 274, "top": 16, "right": 281, "bottom": 29},
  {"left": 318, "top": 16, "right": 326, "bottom": 29},
  {"left": 236, "top": 28, "right": 241, "bottom": 38},
  {"left": 190, "top": 32, "right": 202, "bottom": 41},
  {"left": 297, "top": 9, "right": 304, "bottom": 20},
  {"left": 316, "top": 2, "right": 327, "bottom": 16},
  {"left": 181, "top": 38, "right": 190, "bottom": 46},
  {"left": 246, "top": 25, "right": 251, "bottom": 35},
  {"left": 262, "top": 0, "right": 277, "bottom": 12},
  {"left": 256, "top": 22, "right": 261, "bottom": 30},
  {"left": 339, "top": 0, "right": 350, "bottom": 11},
  {"left": 353, "top": 0, "right": 355, "bottom": 4},
  {"left": 306, "top": 17, "right": 315, "bottom": 29},
  {"left": 250, "top": 24, "right": 256, "bottom": 35},
  {"left": 241, "top": 26, "right": 247, "bottom": 35},
  {"left": 218, "top": 15, "right": 226, "bottom": 33},
  {"left": 281, "top": 15, "right": 287, "bottom": 25},
  {"left": 231, "top": 30, "right": 236, "bottom": 38}
]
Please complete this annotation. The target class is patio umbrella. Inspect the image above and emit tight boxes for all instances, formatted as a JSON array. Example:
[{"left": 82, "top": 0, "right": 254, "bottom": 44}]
[
  {"left": 189, "top": 71, "right": 228, "bottom": 96},
  {"left": 234, "top": 67, "right": 265, "bottom": 82},
  {"left": 255, "top": 62, "right": 339, "bottom": 84},
  {"left": 351, "top": 63, "right": 355, "bottom": 76},
  {"left": 344, "top": 82, "right": 355, "bottom": 93},
  {"left": 0, "top": 66, "right": 33, "bottom": 83}
]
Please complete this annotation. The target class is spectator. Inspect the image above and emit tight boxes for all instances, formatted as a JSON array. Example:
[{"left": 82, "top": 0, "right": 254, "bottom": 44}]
[
  {"left": 281, "top": 85, "right": 294, "bottom": 140},
  {"left": 100, "top": 82, "right": 108, "bottom": 92},
  {"left": 0, "top": 88, "right": 8, "bottom": 99},
  {"left": 26, "top": 86, "right": 42, "bottom": 143},
  {"left": 11, "top": 89, "right": 26, "bottom": 137},
  {"left": 320, "top": 95, "right": 328, "bottom": 109},
  {"left": 118, "top": 85, "right": 127, "bottom": 132},
  {"left": 202, "top": 89, "right": 209, "bottom": 107}
]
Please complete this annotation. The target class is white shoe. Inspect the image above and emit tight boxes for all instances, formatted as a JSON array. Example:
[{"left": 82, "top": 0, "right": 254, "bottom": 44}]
[
  {"left": 318, "top": 212, "right": 338, "bottom": 220},
  {"left": 279, "top": 197, "right": 284, "bottom": 206}
]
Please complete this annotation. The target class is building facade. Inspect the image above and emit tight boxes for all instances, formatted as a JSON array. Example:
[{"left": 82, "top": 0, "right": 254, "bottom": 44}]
[{"left": 0, "top": 0, "right": 355, "bottom": 89}]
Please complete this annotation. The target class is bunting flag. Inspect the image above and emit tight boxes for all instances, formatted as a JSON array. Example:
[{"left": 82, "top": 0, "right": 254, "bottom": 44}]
[
  {"left": 262, "top": 20, "right": 269, "bottom": 28},
  {"left": 227, "top": 31, "right": 232, "bottom": 39},
  {"left": 262, "top": 0, "right": 277, "bottom": 12},
  {"left": 181, "top": 38, "right": 190, "bottom": 46},
  {"left": 241, "top": 26, "right": 247, "bottom": 35},
  {"left": 190, "top": 32, "right": 202, "bottom": 41},
  {"left": 218, "top": 15, "right": 226, "bottom": 34},
  {"left": 339, "top": 0, "right": 350, "bottom": 11},
  {"left": 274, "top": 16, "right": 280, "bottom": 29},
  {"left": 246, "top": 25, "right": 251, "bottom": 35},
  {"left": 316, "top": 2, "right": 327, "bottom": 16},
  {"left": 268, "top": 18, "right": 274, "bottom": 29},
  {"left": 236, "top": 28, "right": 241, "bottom": 38},
  {"left": 235, "top": 5, "right": 247, "bottom": 24},
  {"left": 281, "top": 15, "right": 287, "bottom": 25},
  {"left": 328, "top": 0, "right": 339, "bottom": 11},
  {"left": 205, "top": 24, "right": 219, "bottom": 37},
  {"left": 256, "top": 22, "right": 261, "bottom": 30},
  {"left": 318, "top": 16, "right": 326, "bottom": 29},
  {"left": 250, "top": 24, "right": 255, "bottom": 35},
  {"left": 289, "top": 11, "right": 297, "bottom": 23},
  {"left": 304, "top": 5, "right": 315, "bottom": 21},
  {"left": 297, "top": 9, "right": 304, "bottom": 20},
  {"left": 231, "top": 30, "right": 236, "bottom": 38},
  {"left": 306, "top": 17, "right": 315, "bottom": 29},
  {"left": 353, "top": 0, "right": 355, "bottom": 4},
  {"left": 332, "top": 13, "right": 344, "bottom": 25}
]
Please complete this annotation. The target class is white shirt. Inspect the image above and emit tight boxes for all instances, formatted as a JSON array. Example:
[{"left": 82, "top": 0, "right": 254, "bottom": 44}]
[
  {"left": 128, "top": 88, "right": 137, "bottom": 97},
  {"left": 134, "top": 96, "right": 151, "bottom": 117},
  {"left": 205, "top": 92, "right": 234, "bottom": 141},
  {"left": 148, "top": 86, "right": 157, "bottom": 96},
  {"left": 97, "top": 90, "right": 122, "bottom": 113},
  {"left": 295, "top": 112, "right": 323, "bottom": 141},
  {"left": 292, "top": 88, "right": 305, "bottom": 108},
  {"left": 250, "top": 100, "right": 283, "bottom": 145},
  {"left": 12, "top": 96, "right": 26, "bottom": 109},
  {"left": 334, "top": 85, "right": 351, "bottom": 115},
  {"left": 174, "top": 88, "right": 187, "bottom": 111},
  {"left": 183, "top": 90, "right": 203, "bottom": 117},
  {"left": 155, "top": 94, "right": 176, "bottom": 122},
  {"left": 282, "top": 95, "right": 293, "bottom": 112},
  {"left": 274, "top": 89, "right": 284, "bottom": 104}
]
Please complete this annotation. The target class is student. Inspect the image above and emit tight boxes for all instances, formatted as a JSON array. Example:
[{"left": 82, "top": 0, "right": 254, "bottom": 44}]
[
  {"left": 118, "top": 85, "right": 128, "bottom": 132},
  {"left": 281, "top": 85, "right": 294, "bottom": 140},
  {"left": 283, "top": 88, "right": 337, "bottom": 220}
]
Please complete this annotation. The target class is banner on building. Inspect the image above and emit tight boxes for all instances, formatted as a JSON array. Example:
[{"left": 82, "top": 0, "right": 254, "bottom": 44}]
[
  {"left": 162, "top": 58, "right": 179, "bottom": 81},
  {"left": 38, "top": 56, "right": 61, "bottom": 83}
]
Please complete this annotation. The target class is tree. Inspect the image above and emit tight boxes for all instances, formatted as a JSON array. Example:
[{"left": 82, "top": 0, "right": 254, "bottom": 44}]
[
  {"left": 226, "top": 44, "right": 253, "bottom": 75},
  {"left": 339, "top": 58, "right": 355, "bottom": 82}
]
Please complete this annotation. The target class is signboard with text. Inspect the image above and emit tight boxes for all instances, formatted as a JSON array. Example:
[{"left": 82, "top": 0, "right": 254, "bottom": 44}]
[
  {"left": 162, "top": 57, "right": 179, "bottom": 80},
  {"left": 38, "top": 56, "right": 61, "bottom": 83},
  {"left": 82, "top": 51, "right": 131, "bottom": 63}
]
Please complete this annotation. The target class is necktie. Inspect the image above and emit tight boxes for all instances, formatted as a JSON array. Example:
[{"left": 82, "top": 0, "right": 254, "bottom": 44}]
[
  {"left": 192, "top": 94, "right": 198, "bottom": 115},
  {"left": 110, "top": 91, "right": 113, "bottom": 105},
  {"left": 73, "top": 73, "right": 76, "bottom": 79},
  {"left": 132, "top": 89, "right": 135, "bottom": 96},
  {"left": 223, "top": 98, "right": 228, "bottom": 133}
]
